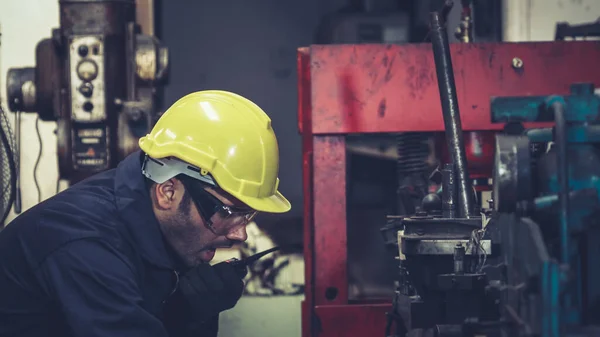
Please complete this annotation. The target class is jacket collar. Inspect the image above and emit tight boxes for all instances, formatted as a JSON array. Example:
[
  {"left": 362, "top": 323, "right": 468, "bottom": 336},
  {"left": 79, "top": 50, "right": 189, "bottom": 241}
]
[{"left": 114, "top": 151, "right": 176, "bottom": 270}]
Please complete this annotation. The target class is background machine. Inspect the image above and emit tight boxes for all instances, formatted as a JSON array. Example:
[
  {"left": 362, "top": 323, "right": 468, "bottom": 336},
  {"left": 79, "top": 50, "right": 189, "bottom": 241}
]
[
  {"left": 5, "top": 0, "right": 168, "bottom": 189},
  {"left": 298, "top": 2, "right": 600, "bottom": 336}
]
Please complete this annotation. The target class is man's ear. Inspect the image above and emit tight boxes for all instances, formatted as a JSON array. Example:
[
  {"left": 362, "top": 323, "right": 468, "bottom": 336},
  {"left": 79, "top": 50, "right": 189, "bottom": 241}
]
[{"left": 154, "top": 179, "right": 177, "bottom": 210}]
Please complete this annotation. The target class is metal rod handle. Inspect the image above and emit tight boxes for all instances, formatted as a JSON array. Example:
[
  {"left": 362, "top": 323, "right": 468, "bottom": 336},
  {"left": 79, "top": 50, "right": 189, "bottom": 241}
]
[{"left": 429, "top": 10, "right": 475, "bottom": 218}]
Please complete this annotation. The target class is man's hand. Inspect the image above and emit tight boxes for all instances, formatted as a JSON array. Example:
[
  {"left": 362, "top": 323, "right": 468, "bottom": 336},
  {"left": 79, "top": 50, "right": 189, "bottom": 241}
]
[{"left": 178, "top": 262, "right": 244, "bottom": 320}]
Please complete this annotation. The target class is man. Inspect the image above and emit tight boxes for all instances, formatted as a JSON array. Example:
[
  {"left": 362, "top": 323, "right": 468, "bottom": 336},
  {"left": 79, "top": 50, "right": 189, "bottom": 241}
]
[{"left": 0, "top": 90, "right": 291, "bottom": 337}]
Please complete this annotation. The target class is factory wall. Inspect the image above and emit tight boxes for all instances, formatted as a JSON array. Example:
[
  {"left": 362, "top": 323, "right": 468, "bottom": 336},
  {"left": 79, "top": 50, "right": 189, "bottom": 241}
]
[
  {"left": 1, "top": 0, "right": 61, "bottom": 223},
  {"left": 503, "top": 0, "right": 600, "bottom": 42}
]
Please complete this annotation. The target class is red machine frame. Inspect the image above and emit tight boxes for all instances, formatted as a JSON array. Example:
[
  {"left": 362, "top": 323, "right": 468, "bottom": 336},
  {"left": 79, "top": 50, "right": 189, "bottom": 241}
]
[{"left": 297, "top": 40, "right": 600, "bottom": 337}]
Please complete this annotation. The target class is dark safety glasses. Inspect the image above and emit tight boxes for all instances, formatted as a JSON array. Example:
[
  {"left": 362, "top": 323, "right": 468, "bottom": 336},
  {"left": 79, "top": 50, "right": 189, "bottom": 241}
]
[{"left": 178, "top": 175, "right": 257, "bottom": 235}]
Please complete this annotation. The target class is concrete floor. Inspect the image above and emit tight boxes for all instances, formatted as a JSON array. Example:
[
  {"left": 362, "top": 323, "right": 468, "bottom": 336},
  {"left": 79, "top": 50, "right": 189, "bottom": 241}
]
[{"left": 219, "top": 295, "right": 304, "bottom": 337}]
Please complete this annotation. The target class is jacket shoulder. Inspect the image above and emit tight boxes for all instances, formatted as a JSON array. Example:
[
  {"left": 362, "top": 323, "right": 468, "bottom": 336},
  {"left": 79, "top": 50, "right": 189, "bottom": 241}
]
[{"left": 4, "top": 169, "right": 131, "bottom": 267}]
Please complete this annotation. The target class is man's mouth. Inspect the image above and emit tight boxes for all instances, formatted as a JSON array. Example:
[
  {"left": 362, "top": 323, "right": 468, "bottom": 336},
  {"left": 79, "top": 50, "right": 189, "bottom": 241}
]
[
  {"left": 202, "top": 248, "right": 216, "bottom": 263},
  {"left": 200, "top": 243, "right": 234, "bottom": 262},
  {"left": 210, "top": 243, "right": 234, "bottom": 250}
]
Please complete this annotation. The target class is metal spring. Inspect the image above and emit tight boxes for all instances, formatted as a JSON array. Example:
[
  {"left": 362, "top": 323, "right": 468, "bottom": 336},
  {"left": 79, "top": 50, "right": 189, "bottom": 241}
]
[{"left": 396, "top": 132, "right": 430, "bottom": 175}]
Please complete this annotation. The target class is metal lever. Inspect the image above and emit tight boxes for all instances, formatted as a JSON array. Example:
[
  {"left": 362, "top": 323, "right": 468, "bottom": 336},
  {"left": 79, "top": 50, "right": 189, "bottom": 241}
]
[{"left": 429, "top": 5, "right": 475, "bottom": 218}]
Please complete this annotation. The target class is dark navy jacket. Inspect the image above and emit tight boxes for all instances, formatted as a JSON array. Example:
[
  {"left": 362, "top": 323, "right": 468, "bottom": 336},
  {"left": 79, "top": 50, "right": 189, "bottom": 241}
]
[{"left": 0, "top": 151, "right": 217, "bottom": 337}]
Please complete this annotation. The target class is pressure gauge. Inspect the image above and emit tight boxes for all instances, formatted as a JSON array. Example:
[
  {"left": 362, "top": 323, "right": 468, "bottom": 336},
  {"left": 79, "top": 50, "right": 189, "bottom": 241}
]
[{"left": 76, "top": 59, "right": 98, "bottom": 82}]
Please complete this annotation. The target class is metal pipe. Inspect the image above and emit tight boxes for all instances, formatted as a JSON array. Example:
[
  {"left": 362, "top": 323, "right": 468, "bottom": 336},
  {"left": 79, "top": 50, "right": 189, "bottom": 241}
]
[
  {"left": 429, "top": 10, "right": 474, "bottom": 218},
  {"left": 553, "top": 101, "right": 569, "bottom": 264},
  {"left": 13, "top": 110, "right": 21, "bottom": 214}
]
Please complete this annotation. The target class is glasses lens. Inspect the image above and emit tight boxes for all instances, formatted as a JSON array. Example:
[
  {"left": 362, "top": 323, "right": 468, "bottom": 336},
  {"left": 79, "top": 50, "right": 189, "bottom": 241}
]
[
  {"left": 179, "top": 176, "right": 256, "bottom": 229},
  {"left": 179, "top": 176, "right": 218, "bottom": 219}
]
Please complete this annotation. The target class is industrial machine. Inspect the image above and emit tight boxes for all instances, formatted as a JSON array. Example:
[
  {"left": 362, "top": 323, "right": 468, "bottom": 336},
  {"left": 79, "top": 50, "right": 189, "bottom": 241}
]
[
  {"left": 5, "top": 0, "right": 168, "bottom": 185},
  {"left": 298, "top": 2, "right": 600, "bottom": 337}
]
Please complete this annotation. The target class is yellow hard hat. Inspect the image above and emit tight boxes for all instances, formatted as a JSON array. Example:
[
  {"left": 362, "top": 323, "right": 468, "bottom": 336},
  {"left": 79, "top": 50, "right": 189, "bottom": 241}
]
[{"left": 138, "top": 90, "right": 291, "bottom": 214}]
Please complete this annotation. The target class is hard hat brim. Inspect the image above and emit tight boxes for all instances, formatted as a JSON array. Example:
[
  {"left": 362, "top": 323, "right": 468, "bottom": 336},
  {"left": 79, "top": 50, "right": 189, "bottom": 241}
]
[{"left": 234, "top": 190, "right": 291, "bottom": 214}]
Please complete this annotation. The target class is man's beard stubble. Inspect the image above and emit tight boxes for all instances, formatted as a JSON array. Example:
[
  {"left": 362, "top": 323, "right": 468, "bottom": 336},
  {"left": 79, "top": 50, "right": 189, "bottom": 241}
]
[
  {"left": 159, "top": 191, "right": 238, "bottom": 267},
  {"left": 160, "top": 192, "right": 208, "bottom": 267}
]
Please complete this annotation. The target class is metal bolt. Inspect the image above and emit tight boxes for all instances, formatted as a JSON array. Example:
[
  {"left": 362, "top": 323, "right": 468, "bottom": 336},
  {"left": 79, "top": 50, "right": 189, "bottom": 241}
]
[{"left": 512, "top": 57, "right": 523, "bottom": 69}]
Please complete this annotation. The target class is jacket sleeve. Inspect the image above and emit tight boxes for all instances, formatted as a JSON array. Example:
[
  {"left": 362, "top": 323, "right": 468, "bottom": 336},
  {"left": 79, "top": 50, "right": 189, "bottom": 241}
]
[
  {"left": 36, "top": 239, "right": 170, "bottom": 337},
  {"left": 162, "top": 281, "right": 220, "bottom": 337}
]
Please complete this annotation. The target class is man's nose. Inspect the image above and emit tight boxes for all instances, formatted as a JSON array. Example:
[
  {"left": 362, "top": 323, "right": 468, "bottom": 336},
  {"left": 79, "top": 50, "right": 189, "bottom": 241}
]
[{"left": 226, "top": 224, "right": 248, "bottom": 242}]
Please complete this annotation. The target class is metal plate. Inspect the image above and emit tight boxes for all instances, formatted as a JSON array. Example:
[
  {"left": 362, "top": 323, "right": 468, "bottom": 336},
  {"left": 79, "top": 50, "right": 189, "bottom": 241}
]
[
  {"left": 69, "top": 35, "right": 106, "bottom": 122},
  {"left": 314, "top": 304, "right": 390, "bottom": 336},
  {"left": 71, "top": 124, "right": 110, "bottom": 170},
  {"left": 493, "top": 134, "right": 532, "bottom": 213},
  {"left": 303, "top": 41, "right": 600, "bottom": 134},
  {"left": 402, "top": 239, "right": 492, "bottom": 255}
]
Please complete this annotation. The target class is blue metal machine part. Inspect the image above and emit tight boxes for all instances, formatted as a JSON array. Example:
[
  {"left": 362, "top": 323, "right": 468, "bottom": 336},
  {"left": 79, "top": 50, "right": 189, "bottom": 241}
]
[{"left": 491, "top": 83, "right": 600, "bottom": 337}]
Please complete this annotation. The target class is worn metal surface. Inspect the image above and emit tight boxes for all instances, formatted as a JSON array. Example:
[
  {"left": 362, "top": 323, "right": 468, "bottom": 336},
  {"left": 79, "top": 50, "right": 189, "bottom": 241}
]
[
  {"left": 430, "top": 11, "right": 474, "bottom": 218},
  {"left": 299, "top": 40, "right": 600, "bottom": 337},
  {"left": 314, "top": 304, "right": 389, "bottom": 336},
  {"left": 402, "top": 239, "right": 492, "bottom": 255},
  {"left": 492, "top": 134, "right": 531, "bottom": 213},
  {"left": 35, "top": 38, "right": 60, "bottom": 121},
  {"left": 490, "top": 85, "right": 600, "bottom": 334},
  {"left": 312, "top": 136, "right": 348, "bottom": 306},
  {"left": 442, "top": 163, "right": 457, "bottom": 218},
  {"left": 553, "top": 100, "right": 570, "bottom": 265},
  {"left": 436, "top": 131, "right": 496, "bottom": 180},
  {"left": 301, "top": 44, "right": 390, "bottom": 335},
  {"left": 6, "top": 68, "right": 36, "bottom": 112},
  {"left": 69, "top": 35, "right": 106, "bottom": 123},
  {"left": 135, "top": 0, "right": 154, "bottom": 35},
  {"left": 60, "top": 1, "right": 135, "bottom": 36},
  {"left": 306, "top": 41, "right": 600, "bottom": 134},
  {"left": 298, "top": 48, "right": 315, "bottom": 337},
  {"left": 56, "top": 0, "right": 135, "bottom": 181}
]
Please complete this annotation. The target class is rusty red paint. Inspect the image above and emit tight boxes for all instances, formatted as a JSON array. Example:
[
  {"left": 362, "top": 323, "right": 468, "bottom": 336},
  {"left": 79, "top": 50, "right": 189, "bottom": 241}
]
[
  {"left": 314, "top": 304, "right": 390, "bottom": 336},
  {"left": 299, "top": 41, "right": 600, "bottom": 337},
  {"left": 312, "top": 136, "right": 348, "bottom": 306},
  {"left": 298, "top": 48, "right": 311, "bottom": 136},
  {"left": 436, "top": 131, "right": 497, "bottom": 179},
  {"left": 298, "top": 48, "right": 314, "bottom": 337},
  {"left": 309, "top": 41, "right": 600, "bottom": 134}
]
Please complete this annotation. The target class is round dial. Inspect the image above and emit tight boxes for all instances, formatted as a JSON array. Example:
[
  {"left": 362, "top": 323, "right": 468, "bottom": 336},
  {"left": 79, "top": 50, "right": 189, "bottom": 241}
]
[{"left": 77, "top": 60, "right": 98, "bottom": 82}]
